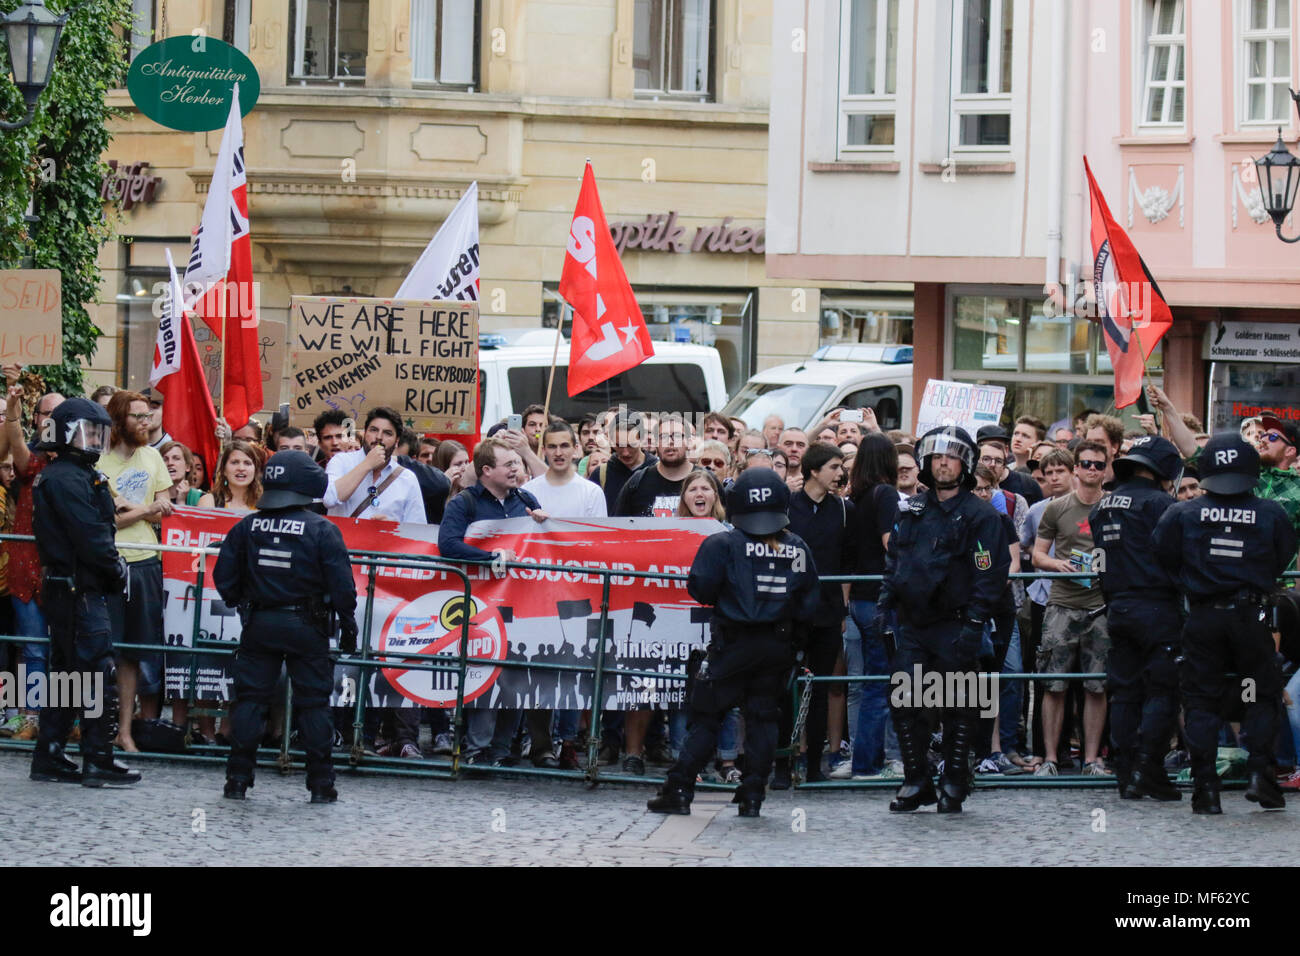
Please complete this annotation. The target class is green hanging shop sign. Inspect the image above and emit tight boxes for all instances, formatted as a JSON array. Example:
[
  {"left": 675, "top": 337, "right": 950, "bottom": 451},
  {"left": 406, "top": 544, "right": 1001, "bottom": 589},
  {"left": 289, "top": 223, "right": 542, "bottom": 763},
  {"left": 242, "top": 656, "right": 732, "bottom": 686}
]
[{"left": 126, "top": 36, "right": 260, "bottom": 132}]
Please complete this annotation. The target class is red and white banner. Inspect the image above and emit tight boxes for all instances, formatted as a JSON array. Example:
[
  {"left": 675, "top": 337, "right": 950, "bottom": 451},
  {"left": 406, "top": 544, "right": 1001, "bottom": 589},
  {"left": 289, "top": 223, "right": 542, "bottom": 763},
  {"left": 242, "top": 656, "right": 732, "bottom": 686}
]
[
  {"left": 160, "top": 508, "right": 720, "bottom": 709},
  {"left": 559, "top": 162, "right": 655, "bottom": 396}
]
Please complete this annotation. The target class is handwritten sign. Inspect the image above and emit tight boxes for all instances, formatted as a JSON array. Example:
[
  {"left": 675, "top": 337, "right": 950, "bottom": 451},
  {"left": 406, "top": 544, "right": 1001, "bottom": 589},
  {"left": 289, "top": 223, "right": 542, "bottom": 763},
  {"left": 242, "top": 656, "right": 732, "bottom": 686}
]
[
  {"left": 289, "top": 297, "right": 478, "bottom": 433},
  {"left": 914, "top": 378, "right": 1006, "bottom": 437},
  {"left": 0, "top": 269, "right": 61, "bottom": 364},
  {"left": 194, "top": 316, "right": 286, "bottom": 413}
]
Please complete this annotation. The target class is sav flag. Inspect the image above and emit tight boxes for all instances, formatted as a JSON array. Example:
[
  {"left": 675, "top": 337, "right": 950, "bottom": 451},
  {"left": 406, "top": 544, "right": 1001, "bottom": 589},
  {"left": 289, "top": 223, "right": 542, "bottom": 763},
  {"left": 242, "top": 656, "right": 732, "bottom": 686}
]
[
  {"left": 1084, "top": 156, "right": 1173, "bottom": 408},
  {"left": 559, "top": 162, "right": 654, "bottom": 396},
  {"left": 183, "top": 80, "right": 263, "bottom": 428},
  {"left": 152, "top": 249, "right": 221, "bottom": 479}
]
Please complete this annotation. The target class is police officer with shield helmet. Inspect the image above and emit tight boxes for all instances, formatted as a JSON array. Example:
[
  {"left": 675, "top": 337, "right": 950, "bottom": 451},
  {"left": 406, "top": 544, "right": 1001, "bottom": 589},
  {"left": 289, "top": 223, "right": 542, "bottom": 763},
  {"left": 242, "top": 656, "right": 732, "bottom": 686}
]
[
  {"left": 878, "top": 425, "right": 1010, "bottom": 813},
  {"left": 647, "top": 468, "right": 819, "bottom": 818},
  {"left": 1089, "top": 435, "right": 1184, "bottom": 801},
  {"left": 217, "top": 450, "right": 358, "bottom": 803},
  {"left": 1153, "top": 433, "right": 1297, "bottom": 814},
  {"left": 29, "top": 398, "right": 138, "bottom": 787}
]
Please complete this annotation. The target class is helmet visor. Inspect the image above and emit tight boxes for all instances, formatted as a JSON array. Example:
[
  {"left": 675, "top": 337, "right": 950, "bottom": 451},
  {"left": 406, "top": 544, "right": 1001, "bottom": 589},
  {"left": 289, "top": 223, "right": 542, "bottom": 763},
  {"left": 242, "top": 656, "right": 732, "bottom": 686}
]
[
  {"left": 66, "top": 420, "right": 111, "bottom": 456},
  {"left": 916, "top": 432, "right": 974, "bottom": 471}
]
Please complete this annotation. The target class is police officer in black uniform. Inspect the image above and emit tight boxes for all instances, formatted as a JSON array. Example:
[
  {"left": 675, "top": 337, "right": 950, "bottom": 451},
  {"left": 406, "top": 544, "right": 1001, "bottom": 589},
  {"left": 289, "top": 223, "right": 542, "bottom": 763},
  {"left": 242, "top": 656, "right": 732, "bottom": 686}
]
[
  {"left": 1089, "top": 435, "right": 1184, "bottom": 801},
  {"left": 647, "top": 469, "right": 820, "bottom": 818},
  {"left": 878, "top": 426, "right": 1010, "bottom": 813},
  {"left": 29, "top": 398, "right": 139, "bottom": 787},
  {"left": 217, "top": 451, "right": 359, "bottom": 802},
  {"left": 1153, "top": 433, "right": 1297, "bottom": 814}
]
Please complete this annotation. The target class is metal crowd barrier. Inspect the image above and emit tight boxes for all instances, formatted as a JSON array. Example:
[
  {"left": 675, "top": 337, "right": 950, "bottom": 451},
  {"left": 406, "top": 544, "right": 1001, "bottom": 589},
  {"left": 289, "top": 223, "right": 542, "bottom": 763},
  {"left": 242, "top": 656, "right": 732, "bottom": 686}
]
[{"left": 0, "top": 531, "right": 1292, "bottom": 793}]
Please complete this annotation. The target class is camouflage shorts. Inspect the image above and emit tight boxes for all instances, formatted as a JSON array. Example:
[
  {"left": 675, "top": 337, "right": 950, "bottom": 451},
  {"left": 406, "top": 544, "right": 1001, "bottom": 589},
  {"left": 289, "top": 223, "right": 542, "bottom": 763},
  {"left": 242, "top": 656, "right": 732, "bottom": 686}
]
[{"left": 1037, "top": 604, "right": 1110, "bottom": 694}]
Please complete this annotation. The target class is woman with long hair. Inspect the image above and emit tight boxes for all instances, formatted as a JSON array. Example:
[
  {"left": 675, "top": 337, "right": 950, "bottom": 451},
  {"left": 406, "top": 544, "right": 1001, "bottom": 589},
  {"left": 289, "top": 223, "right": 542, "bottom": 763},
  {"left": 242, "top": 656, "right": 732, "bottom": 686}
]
[
  {"left": 676, "top": 468, "right": 726, "bottom": 521},
  {"left": 198, "top": 440, "right": 264, "bottom": 511},
  {"left": 831, "top": 432, "right": 903, "bottom": 781}
]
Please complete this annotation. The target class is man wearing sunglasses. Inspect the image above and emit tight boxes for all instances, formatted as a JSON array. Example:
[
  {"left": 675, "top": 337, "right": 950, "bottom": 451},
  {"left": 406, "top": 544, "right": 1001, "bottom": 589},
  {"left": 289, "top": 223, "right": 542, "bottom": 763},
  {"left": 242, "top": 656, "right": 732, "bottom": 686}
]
[{"left": 1031, "top": 440, "right": 1111, "bottom": 778}]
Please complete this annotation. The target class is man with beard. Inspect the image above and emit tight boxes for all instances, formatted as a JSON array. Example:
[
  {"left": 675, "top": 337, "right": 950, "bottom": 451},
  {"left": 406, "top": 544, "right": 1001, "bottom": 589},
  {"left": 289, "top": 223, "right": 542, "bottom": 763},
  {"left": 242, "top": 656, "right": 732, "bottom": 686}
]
[
  {"left": 322, "top": 406, "right": 426, "bottom": 524},
  {"left": 101, "top": 391, "right": 174, "bottom": 752}
]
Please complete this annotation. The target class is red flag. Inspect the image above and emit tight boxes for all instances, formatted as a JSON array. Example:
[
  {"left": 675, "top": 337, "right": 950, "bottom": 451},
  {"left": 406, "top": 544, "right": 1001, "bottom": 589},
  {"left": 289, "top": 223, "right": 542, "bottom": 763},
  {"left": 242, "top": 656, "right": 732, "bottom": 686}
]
[
  {"left": 184, "top": 85, "right": 263, "bottom": 428},
  {"left": 559, "top": 163, "right": 654, "bottom": 396},
  {"left": 153, "top": 250, "right": 221, "bottom": 479},
  {"left": 1084, "top": 156, "right": 1173, "bottom": 408}
]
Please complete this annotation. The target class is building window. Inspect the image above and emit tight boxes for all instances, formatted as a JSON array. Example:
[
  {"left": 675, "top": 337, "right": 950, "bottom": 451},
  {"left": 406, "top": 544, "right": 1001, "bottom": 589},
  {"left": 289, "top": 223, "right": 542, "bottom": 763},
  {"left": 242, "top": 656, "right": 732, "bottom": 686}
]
[
  {"left": 290, "top": 0, "right": 369, "bottom": 82},
  {"left": 223, "top": 0, "right": 252, "bottom": 54},
  {"left": 951, "top": 0, "right": 1013, "bottom": 150},
  {"left": 1139, "top": 0, "right": 1185, "bottom": 126},
  {"left": 633, "top": 0, "right": 714, "bottom": 100},
  {"left": 839, "top": 0, "right": 900, "bottom": 152},
  {"left": 128, "top": 0, "right": 155, "bottom": 62},
  {"left": 1241, "top": 0, "right": 1292, "bottom": 124},
  {"left": 411, "top": 0, "right": 479, "bottom": 88}
]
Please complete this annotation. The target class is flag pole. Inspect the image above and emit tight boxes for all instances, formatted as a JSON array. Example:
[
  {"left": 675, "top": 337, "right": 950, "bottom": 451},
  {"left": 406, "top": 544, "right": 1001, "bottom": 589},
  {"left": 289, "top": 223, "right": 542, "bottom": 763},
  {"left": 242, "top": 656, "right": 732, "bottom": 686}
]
[
  {"left": 217, "top": 278, "right": 227, "bottom": 423},
  {"left": 1132, "top": 325, "right": 1160, "bottom": 431}
]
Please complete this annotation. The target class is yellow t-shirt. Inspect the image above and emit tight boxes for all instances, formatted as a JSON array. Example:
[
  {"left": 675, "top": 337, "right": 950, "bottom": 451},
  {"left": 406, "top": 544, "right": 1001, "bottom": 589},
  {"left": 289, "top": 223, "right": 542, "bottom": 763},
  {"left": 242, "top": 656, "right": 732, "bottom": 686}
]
[{"left": 100, "top": 444, "right": 172, "bottom": 563}]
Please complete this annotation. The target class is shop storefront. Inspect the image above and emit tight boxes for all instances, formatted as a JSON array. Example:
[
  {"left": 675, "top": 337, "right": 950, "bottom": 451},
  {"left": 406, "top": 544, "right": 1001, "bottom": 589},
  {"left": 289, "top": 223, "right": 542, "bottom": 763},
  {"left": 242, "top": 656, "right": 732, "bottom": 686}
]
[{"left": 1204, "top": 320, "right": 1300, "bottom": 430}]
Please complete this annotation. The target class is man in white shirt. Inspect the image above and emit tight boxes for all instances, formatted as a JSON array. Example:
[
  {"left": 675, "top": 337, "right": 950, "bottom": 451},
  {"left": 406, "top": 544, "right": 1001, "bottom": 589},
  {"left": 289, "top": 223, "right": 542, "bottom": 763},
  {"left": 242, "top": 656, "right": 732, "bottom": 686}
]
[
  {"left": 323, "top": 406, "right": 426, "bottom": 524},
  {"left": 522, "top": 422, "right": 608, "bottom": 519}
]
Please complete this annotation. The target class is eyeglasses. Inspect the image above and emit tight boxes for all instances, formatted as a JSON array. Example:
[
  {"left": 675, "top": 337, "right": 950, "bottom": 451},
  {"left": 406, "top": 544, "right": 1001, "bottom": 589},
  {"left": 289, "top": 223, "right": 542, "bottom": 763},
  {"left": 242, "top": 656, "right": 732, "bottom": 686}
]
[
  {"left": 1264, "top": 431, "right": 1294, "bottom": 447},
  {"left": 973, "top": 485, "right": 994, "bottom": 496},
  {"left": 745, "top": 448, "right": 774, "bottom": 459},
  {"left": 699, "top": 458, "right": 727, "bottom": 469},
  {"left": 127, "top": 412, "right": 152, "bottom": 421},
  {"left": 977, "top": 455, "right": 1005, "bottom": 465},
  {"left": 1077, "top": 460, "right": 1106, "bottom": 471}
]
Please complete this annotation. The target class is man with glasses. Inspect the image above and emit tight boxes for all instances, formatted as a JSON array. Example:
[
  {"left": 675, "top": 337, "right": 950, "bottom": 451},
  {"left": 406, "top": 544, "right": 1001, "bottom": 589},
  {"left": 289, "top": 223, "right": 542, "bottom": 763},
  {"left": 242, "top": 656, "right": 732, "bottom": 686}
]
[
  {"left": 322, "top": 406, "right": 425, "bottom": 524},
  {"left": 976, "top": 425, "right": 1042, "bottom": 506},
  {"left": 694, "top": 441, "right": 730, "bottom": 478},
  {"left": 1031, "top": 440, "right": 1111, "bottom": 778}
]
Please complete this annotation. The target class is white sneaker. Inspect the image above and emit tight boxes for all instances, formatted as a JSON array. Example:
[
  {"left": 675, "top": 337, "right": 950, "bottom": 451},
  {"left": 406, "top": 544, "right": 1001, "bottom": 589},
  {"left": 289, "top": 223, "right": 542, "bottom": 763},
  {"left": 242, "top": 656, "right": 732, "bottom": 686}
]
[
  {"left": 829, "top": 760, "right": 855, "bottom": 780},
  {"left": 432, "top": 732, "right": 454, "bottom": 755}
]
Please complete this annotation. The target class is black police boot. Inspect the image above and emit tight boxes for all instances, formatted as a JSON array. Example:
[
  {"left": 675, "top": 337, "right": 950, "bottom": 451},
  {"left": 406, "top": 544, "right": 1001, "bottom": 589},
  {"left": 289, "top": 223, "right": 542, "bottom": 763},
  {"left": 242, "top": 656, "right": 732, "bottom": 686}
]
[
  {"left": 1245, "top": 771, "right": 1286, "bottom": 810},
  {"left": 1191, "top": 782, "right": 1222, "bottom": 815},
  {"left": 309, "top": 783, "right": 338, "bottom": 803},
  {"left": 770, "top": 757, "right": 793, "bottom": 791},
  {"left": 81, "top": 751, "right": 141, "bottom": 788},
  {"left": 736, "top": 796, "right": 761, "bottom": 818},
  {"left": 937, "top": 711, "right": 976, "bottom": 814},
  {"left": 30, "top": 742, "right": 82, "bottom": 783},
  {"left": 889, "top": 714, "right": 937, "bottom": 812},
  {"left": 647, "top": 786, "right": 692, "bottom": 815},
  {"left": 1129, "top": 758, "right": 1181, "bottom": 802},
  {"left": 223, "top": 778, "right": 251, "bottom": 800}
]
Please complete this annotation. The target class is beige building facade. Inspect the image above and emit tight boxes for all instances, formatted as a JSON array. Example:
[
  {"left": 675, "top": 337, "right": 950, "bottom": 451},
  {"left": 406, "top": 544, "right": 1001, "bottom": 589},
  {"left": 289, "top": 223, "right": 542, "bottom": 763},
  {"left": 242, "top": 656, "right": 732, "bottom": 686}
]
[{"left": 91, "top": 0, "right": 904, "bottom": 415}]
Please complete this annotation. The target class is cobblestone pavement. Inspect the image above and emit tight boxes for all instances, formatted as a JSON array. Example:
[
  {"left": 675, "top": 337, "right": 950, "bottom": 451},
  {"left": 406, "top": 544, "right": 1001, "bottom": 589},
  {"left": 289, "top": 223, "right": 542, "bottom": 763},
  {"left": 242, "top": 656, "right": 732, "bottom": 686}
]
[{"left": 2, "top": 751, "right": 1293, "bottom": 866}]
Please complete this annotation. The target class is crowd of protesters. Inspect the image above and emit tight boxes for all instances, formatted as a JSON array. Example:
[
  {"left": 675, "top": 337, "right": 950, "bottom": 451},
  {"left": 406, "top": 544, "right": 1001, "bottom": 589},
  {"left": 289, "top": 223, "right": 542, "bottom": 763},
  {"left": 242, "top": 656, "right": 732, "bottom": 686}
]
[{"left": 1, "top": 361, "right": 1298, "bottom": 795}]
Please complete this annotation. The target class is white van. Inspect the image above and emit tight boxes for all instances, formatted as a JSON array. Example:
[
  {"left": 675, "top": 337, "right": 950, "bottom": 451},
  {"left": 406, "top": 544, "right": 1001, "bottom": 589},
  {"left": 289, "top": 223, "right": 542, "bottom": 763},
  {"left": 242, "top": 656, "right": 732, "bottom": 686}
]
[
  {"left": 478, "top": 329, "right": 729, "bottom": 426},
  {"left": 722, "top": 344, "right": 914, "bottom": 434}
]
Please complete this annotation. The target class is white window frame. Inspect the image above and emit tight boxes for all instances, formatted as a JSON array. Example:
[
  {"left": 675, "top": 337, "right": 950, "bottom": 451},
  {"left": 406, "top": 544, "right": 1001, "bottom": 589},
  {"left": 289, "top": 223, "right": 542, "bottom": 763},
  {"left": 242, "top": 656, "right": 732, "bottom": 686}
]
[
  {"left": 950, "top": 0, "right": 1014, "bottom": 153},
  {"left": 290, "top": 0, "right": 369, "bottom": 83},
  {"left": 838, "top": 0, "right": 900, "bottom": 154},
  {"left": 1239, "top": 0, "right": 1293, "bottom": 127},
  {"left": 1136, "top": 0, "right": 1186, "bottom": 128},
  {"left": 632, "top": 0, "right": 715, "bottom": 101},
  {"left": 411, "top": 0, "right": 478, "bottom": 89}
]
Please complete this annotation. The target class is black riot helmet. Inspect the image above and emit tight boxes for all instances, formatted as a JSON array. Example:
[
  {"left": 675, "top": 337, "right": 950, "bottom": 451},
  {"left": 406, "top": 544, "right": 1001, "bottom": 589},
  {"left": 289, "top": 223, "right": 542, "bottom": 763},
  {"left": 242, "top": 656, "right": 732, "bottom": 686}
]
[
  {"left": 726, "top": 467, "right": 790, "bottom": 535},
  {"left": 37, "top": 397, "right": 112, "bottom": 464},
  {"left": 1197, "top": 432, "right": 1260, "bottom": 496},
  {"left": 1112, "top": 434, "right": 1183, "bottom": 485},
  {"left": 916, "top": 425, "right": 977, "bottom": 490},
  {"left": 257, "top": 450, "right": 328, "bottom": 510}
]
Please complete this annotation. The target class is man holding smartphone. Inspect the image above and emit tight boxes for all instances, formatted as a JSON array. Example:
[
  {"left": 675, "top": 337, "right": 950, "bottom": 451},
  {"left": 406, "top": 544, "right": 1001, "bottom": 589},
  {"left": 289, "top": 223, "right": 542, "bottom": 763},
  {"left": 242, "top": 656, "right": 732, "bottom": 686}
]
[{"left": 322, "top": 406, "right": 426, "bottom": 524}]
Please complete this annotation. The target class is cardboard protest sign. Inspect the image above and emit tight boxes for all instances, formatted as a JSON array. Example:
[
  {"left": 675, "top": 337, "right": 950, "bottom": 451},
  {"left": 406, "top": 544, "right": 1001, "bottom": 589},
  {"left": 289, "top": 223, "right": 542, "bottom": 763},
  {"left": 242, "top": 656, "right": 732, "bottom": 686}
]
[
  {"left": 290, "top": 296, "right": 478, "bottom": 433},
  {"left": 914, "top": 378, "right": 1006, "bottom": 437},
  {"left": 0, "top": 269, "right": 62, "bottom": 364}
]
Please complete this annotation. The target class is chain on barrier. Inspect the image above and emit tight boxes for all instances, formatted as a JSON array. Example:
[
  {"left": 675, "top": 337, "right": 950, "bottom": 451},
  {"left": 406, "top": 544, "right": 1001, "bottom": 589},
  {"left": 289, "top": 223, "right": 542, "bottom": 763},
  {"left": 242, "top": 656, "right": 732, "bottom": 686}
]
[{"left": 0, "top": 532, "right": 1293, "bottom": 792}]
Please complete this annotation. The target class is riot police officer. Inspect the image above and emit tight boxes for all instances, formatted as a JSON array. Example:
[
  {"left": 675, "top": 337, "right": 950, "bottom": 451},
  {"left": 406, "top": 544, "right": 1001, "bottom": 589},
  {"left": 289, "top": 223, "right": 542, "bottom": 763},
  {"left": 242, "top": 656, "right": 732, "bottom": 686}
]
[
  {"left": 1089, "top": 435, "right": 1184, "bottom": 800},
  {"left": 878, "top": 426, "right": 1010, "bottom": 813},
  {"left": 647, "top": 468, "right": 820, "bottom": 818},
  {"left": 1153, "top": 433, "right": 1297, "bottom": 814},
  {"left": 216, "top": 451, "right": 358, "bottom": 802},
  {"left": 29, "top": 398, "right": 138, "bottom": 787}
]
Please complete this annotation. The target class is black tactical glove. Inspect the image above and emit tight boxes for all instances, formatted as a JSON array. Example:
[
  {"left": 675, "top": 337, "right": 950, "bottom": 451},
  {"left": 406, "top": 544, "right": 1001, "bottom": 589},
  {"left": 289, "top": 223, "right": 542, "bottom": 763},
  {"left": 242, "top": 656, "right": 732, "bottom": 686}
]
[
  {"left": 338, "top": 620, "right": 358, "bottom": 656},
  {"left": 956, "top": 621, "right": 985, "bottom": 661},
  {"left": 112, "top": 555, "right": 129, "bottom": 594}
]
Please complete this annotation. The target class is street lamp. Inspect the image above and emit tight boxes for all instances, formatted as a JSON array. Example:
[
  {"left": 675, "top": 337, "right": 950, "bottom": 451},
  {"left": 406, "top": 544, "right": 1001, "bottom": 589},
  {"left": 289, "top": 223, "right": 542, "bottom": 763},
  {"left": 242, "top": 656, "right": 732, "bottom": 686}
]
[{"left": 0, "top": 0, "right": 68, "bottom": 131}]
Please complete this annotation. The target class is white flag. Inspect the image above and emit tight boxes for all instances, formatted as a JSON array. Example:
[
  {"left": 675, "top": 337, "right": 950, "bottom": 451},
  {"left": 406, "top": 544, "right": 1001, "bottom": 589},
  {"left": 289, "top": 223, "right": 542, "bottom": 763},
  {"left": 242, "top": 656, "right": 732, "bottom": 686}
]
[
  {"left": 183, "top": 81, "right": 245, "bottom": 308},
  {"left": 396, "top": 181, "right": 480, "bottom": 301},
  {"left": 150, "top": 249, "right": 187, "bottom": 386}
]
